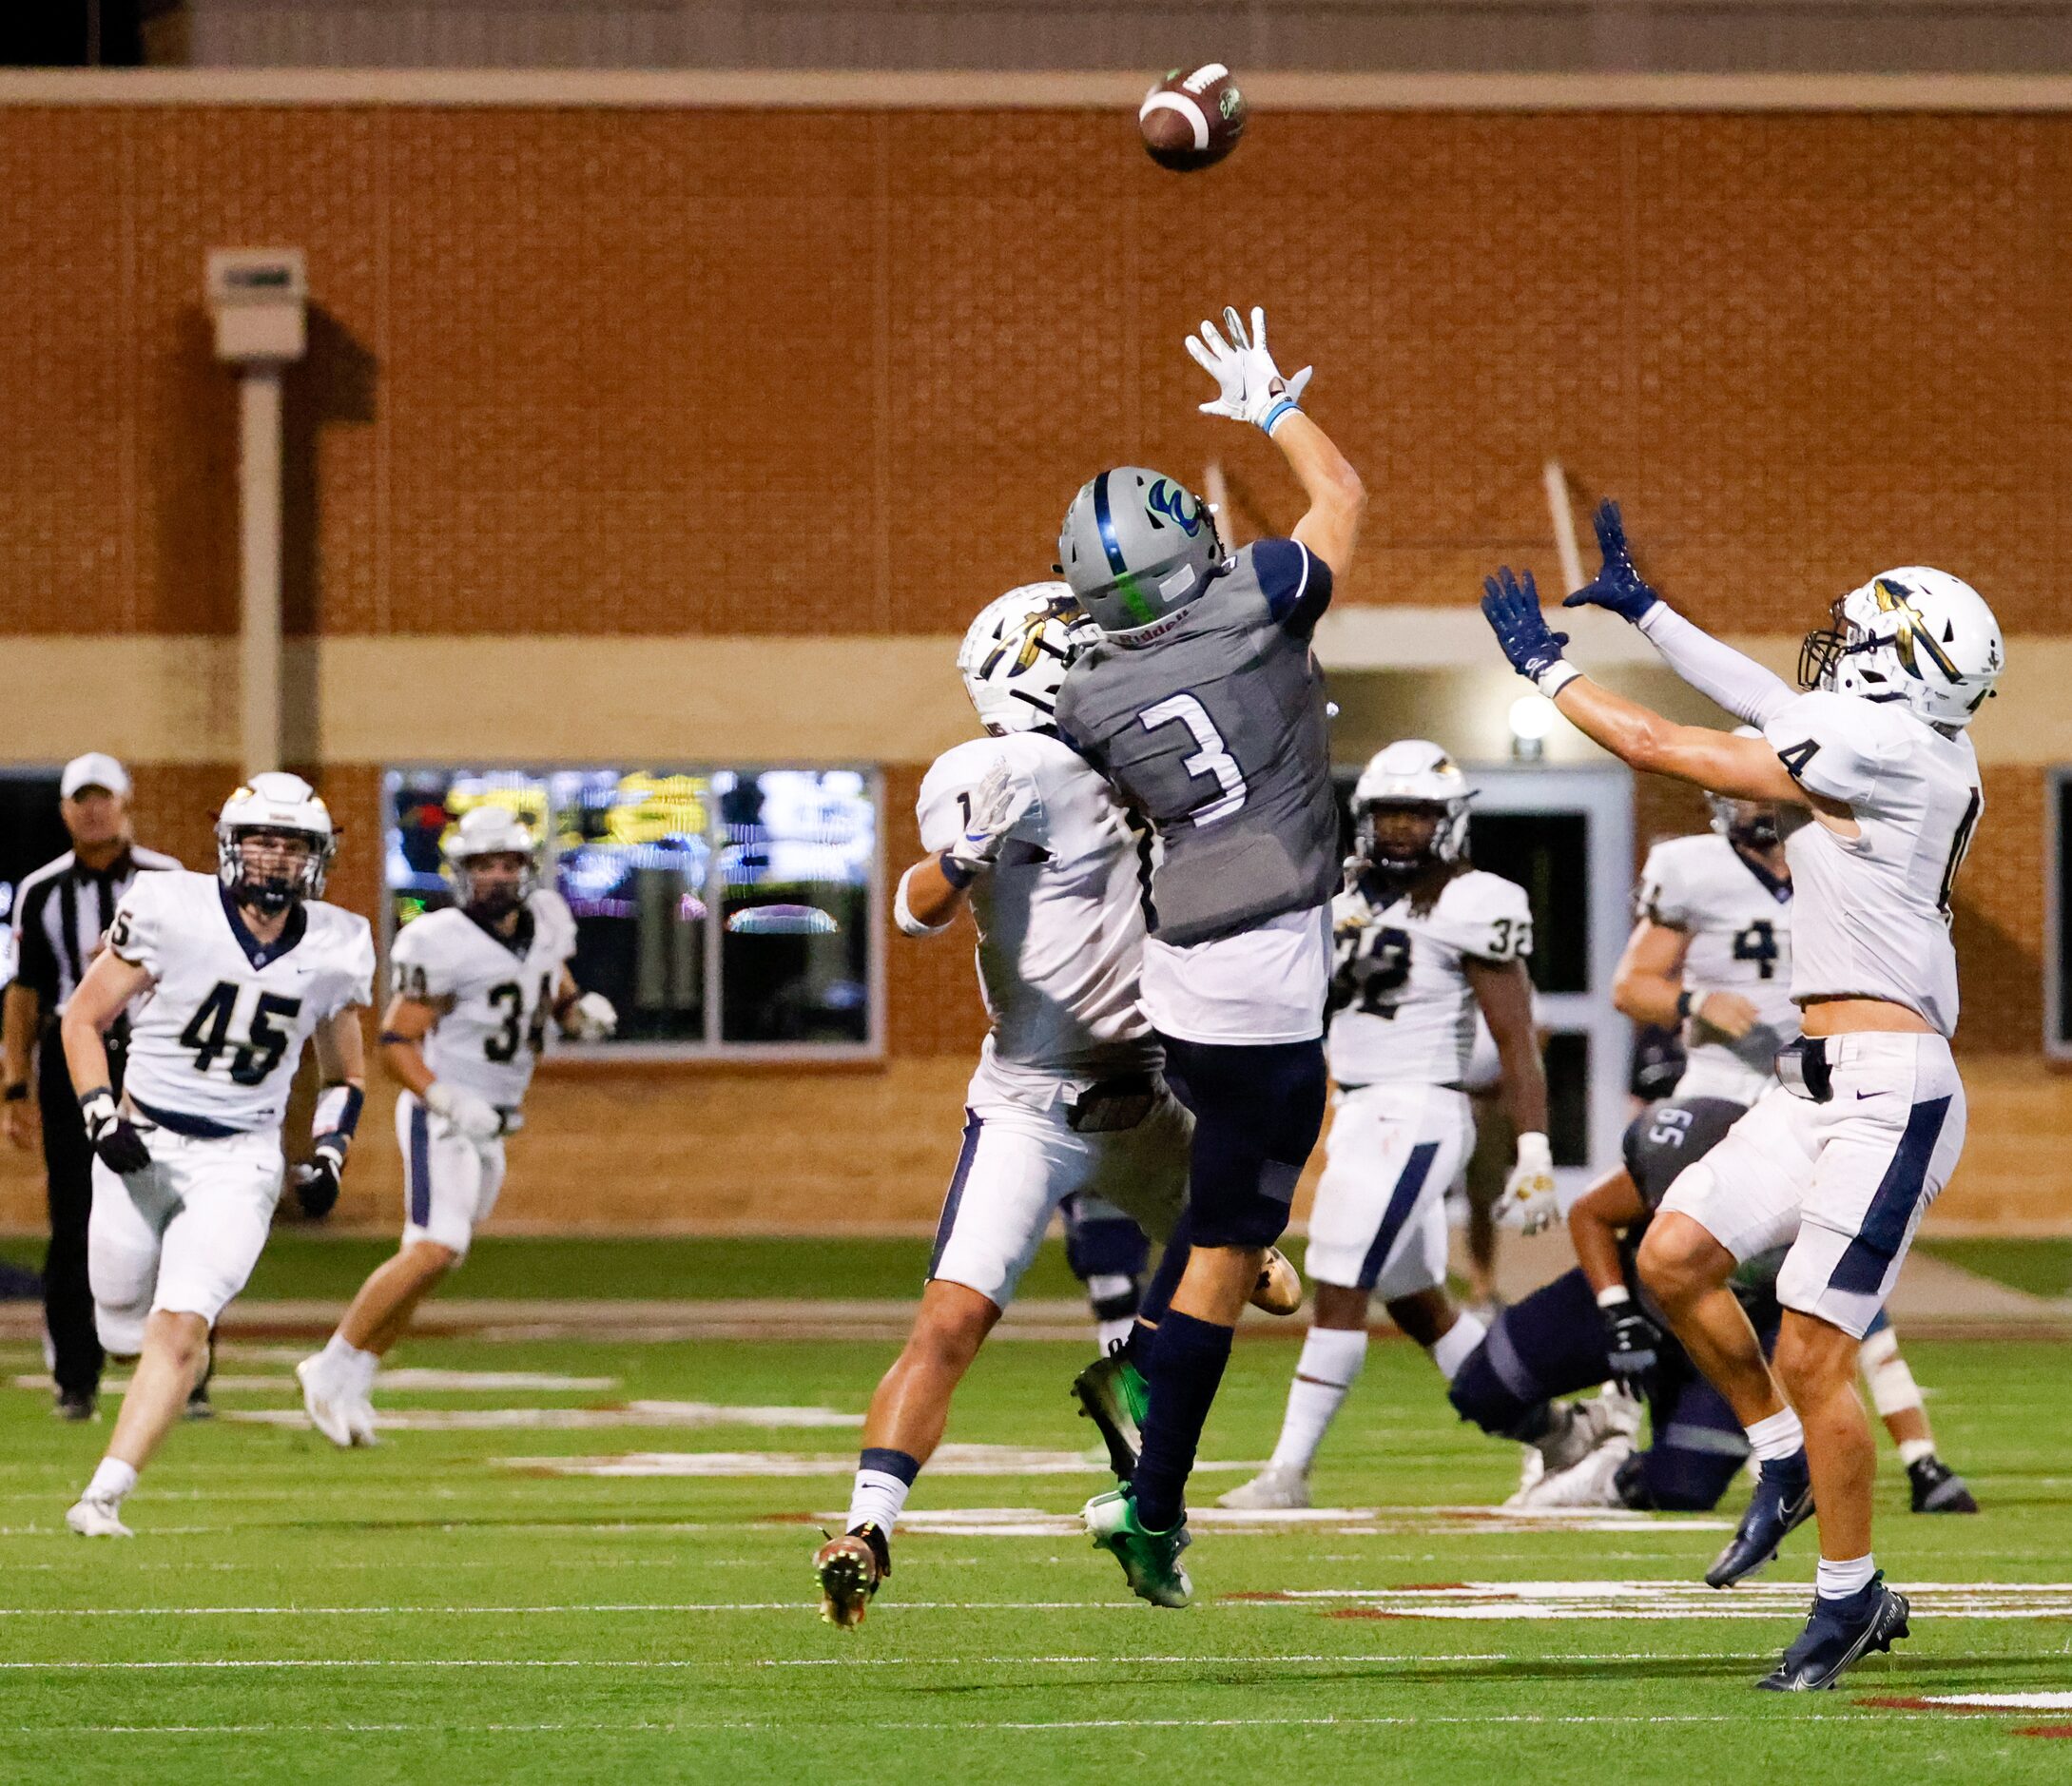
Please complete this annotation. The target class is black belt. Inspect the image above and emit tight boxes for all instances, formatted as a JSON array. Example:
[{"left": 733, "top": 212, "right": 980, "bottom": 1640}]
[{"left": 130, "top": 1097, "right": 244, "bottom": 1139}]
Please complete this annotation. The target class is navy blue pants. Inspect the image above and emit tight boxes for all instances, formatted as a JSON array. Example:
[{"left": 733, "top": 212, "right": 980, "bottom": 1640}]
[{"left": 1157, "top": 1033, "right": 1327, "bottom": 1251}]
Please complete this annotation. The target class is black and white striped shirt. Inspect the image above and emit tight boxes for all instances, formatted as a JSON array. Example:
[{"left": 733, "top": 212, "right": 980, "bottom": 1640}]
[{"left": 8, "top": 846, "right": 181, "bottom": 1015}]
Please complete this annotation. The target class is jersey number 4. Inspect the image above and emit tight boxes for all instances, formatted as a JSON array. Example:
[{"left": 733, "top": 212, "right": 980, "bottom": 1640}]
[
  {"left": 179, "top": 983, "right": 302, "bottom": 1087},
  {"left": 485, "top": 977, "right": 553, "bottom": 1063},
  {"left": 1138, "top": 694, "right": 1248, "bottom": 826},
  {"left": 1733, "top": 919, "right": 1779, "bottom": 980}
]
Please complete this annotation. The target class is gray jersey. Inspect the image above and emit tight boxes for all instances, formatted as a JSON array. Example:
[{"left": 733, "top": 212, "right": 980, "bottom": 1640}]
[{"left": 1055, "top": 537, "right": 1339, "bottom": 949}]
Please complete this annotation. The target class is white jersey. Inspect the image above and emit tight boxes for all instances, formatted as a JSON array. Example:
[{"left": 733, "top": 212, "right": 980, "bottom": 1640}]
[
  {"left": 1637, "top": 832, "right": 1801, "bottom": 1104},
  {"left": 391, "top": 890, "right": 579, "bottom": 1110},
  {"left": 1326, "top": 868, "right": 1533, "bottom": 1088},
  {"left": 917, "top": 731, "right": 1158, "bottom": 1092},
  {"left": 1763, "top": 689, "right": 1982, "bottom": 1038},
  {"left": 108, "top": 870, "right": 375, "bottom": 1136}
]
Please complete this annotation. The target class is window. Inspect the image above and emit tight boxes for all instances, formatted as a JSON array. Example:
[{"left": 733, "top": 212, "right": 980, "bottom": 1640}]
[{"left": 383, "top": 767, "right": 881, "bottom": 1059}]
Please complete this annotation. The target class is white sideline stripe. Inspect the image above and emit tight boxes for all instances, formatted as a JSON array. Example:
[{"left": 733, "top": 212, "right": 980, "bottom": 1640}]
[
  {"left": 230, "top": 1401, "right": 863, "bottom": 1432},
  {"left": 1926, "top": 1692, "right": 2072, "bottom": 1710},
  {"left": 0, "top": 1652, "right": 1771, "bottom": 1671},
  {"left": 11, "top": 1371, "right": 622, "bottom": 1393}
]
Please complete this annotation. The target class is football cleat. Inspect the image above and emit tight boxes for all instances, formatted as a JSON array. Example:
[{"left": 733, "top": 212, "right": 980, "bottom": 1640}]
[
  {"left": 345, "top": 1396, "right": 379, "bottom": 1447},
  {"left": 1707, "top": 1448, "right": 1814, "bottom": 1588},
  {"left": 1756, "top": 1576, "right": 1909, "bottom": 1690},
  {"left": 1907, "top": 1454, "right": 1979, "bottom": 1513},
  {"left": 1217, "top": 1463, "right": 1310, "bottom": 1511},
  {"left": 295, "top": 1356, "right": 358, "bottom": 1449},
  {"left": 1536, "top": 1395, "right": 1626, "bottom": 1476},
  {"left": 1513, "top": 1435, "right": 1633, "bottom": 1509},
  {"left": 51, "top": 1390, "right": 97, "bottom": 1423},
  {"left": 1249, "top": 1248, "right": 1303, "bottom": 1317},
  {"left": 66, "top": 1492, "right": 132, "bottom": 1538},
  {"left": 814, "top": 1523, "right": 889, "bottom": 1629},
  {"left": 1084, "top": 1486, "right": 1191, "bottom": 1608},
  {"left": 1502, "top": 1445, "right": 1545, "bottom": 1509},
  {"left": 1073, "top": 1347, "right": 1150, "bottom": 1482}
]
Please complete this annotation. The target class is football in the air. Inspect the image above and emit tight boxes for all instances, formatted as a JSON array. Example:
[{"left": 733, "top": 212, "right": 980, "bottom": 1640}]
[{"left": 1138, "top": 63, "right": 1247, "bottom": 172}]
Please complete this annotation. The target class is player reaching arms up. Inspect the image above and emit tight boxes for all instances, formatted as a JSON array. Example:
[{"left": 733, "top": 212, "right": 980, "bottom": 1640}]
[
  {"left": 1480, "top": 501, "right": 2000, "bottom": 1690},
  {"left": 1220, "top": 740, "right": 1559, "bottom": 1510},
  {"left": 59, "top": 775, "right": 374, "bottom": 1536},
  {"left": 1055, "top": 307, "right": 1363, "bottom": 1606},
  {"left": 298, "top": 807, "right": 614, "bottom": 1445}
]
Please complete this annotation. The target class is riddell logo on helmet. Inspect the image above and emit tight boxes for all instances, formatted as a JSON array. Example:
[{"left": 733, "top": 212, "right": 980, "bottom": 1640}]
[{"left": 1145, "top": 479, "right": 1203, "bottom": 536}]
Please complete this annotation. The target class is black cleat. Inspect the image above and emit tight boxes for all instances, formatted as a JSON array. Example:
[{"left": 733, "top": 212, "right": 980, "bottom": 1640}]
[
  {"left": 1072, "top": 1347, "right": 1149, "bottom": 1484},
  {"left": 184, "top": 1335, "right": 216, "bottom": 1421},
  {"left": 1707, "top": 1449, "right": 1813, "bottom": 1588},
  {"left": 1756, "top": 1575, "right": 1909, "bottom": 1690},
  {"left": 51, "top": 1390, "right": 97, "bottom": 1423},
  {"left": 1907, "top": 1454, "right": 1979, "bottom": 1514},
  {"left": 814, "top": 1522, "right": 890, "bottom": 1629}
]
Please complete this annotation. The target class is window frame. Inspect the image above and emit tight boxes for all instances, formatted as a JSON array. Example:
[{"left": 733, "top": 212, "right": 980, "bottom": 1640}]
[
  {"left": 379, "top": 760, "right": 886, "bottom": 1067},
  {"left": 2048, "top": 766, "right": 2072, "bottom": 1062}
]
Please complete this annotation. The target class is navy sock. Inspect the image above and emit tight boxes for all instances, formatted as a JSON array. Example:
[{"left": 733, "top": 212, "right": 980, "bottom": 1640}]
[
  {"left": 1131, "top": 1309, "right": 1233, "bottom": 1531},
  {"left": 1135, "top": 1209, "right": 1194, "bottom": 1332}
]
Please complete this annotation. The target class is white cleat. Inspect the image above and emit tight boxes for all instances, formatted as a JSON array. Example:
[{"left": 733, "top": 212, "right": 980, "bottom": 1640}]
[
  {"left": 1216, "top": 1464, "right": 1311, "bottom": 1510},
  {"left": 1514, "top": 1435, "right": 1634, "bottom": 1509},
  {"left": 296, "top": 1357, "right": 358, "bottom": 1449},
  {"left": 345, "top": 1395, "right": 379, "bottom": 1447},
  {"left": 1596, "top": 1384, "right": 1645, "bottom": 1441},
  {"left": 1502, "top": 1445, "right": 1546, "bottom": 1509},
  {"left": 66, "top": 1493, "right": 133, "bottom": 1538}
]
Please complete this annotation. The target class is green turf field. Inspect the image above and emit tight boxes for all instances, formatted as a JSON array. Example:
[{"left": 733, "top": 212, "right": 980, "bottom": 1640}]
[{"left": 3, "top": 1274, "right": 2070, "bottom": 1786}]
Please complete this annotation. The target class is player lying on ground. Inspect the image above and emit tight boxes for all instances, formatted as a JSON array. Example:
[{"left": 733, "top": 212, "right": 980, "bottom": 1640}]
[
  {"left": 1219, "top": 740, "right": 1562, "bottom": 1511},
  {"left": 1053, "top": 306, "right": 1362, "bottom": 1608},
  {"left": 1481, "top": 499, "right": 2001, "bottom": 1690},
  {"left": 814, "top": 586, "right": 1293, "bottom": 1626},
  {"left": 298, "top": 806, "right": 615, "bottom": 1446},
  {"left": 1600, "top": 795, "right": 1975, "bottom": 1514},
  {"left": 1449, "top": 1095, "right": 1975, "bottom": 1516},
  {"left": 59, "top": 775, "right": 374, "bottom": 1536}
]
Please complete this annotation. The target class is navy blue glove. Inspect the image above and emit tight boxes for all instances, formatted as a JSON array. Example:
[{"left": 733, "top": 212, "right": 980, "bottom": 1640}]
[
  {"left": 1600, "top": 1294, "right": 1664, "bottom": 1397},
  {"left": 1481, "top": 567, "right": 1571, "bottom": 685},
  {"left": 1562, "top": 498, "right": 1659, "bottom": 622}
]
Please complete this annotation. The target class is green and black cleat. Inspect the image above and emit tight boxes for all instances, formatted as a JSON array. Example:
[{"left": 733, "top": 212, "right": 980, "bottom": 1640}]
[
  {"left": 1084, "top": 1486, "right": 1191, "bottom": 1608},
  {"left": 1073, "top": 1347, "right": 1150, "bottom": 1482}
]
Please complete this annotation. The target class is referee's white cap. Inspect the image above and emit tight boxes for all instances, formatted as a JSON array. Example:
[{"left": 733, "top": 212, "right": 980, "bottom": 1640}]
[{"left": 61, "top": 752, "right": 131, "bottom": 800}]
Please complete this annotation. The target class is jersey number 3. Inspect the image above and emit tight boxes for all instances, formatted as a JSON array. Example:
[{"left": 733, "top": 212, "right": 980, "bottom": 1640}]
[
  {"left": 1138, "top": 694, "right": 1248, "bottom": 826},
  {"left": 179, "top": 983, "right": 302, "bottom": 1087}
]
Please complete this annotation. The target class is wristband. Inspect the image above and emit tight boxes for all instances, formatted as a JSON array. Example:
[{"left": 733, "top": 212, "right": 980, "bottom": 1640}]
[
  {"left": 3, "top": 1082, "right": 27, "bottom": 1103},
  {"left": 938, "top": 850, "right": 978, "bottom": 891},
  {"left": 1260, "top": 398, "right": 1300, "bottom": 436},
  {"left": 1534, "top": 659, "right": 1582, "bottom": 698},
  {"left": 1675, "top": 989, "right": 1695, "bottom": 1022},
  {"left": 1597, "top": 1285, "right": 1633, "bottom": 1310}
]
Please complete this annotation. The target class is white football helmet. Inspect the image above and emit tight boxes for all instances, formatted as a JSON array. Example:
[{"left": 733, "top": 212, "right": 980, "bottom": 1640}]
[
  {"left": 442, "top": 806, "right": 540, "bottom": 915},
  {"left": 216, "top": 772, "right": 337, "bottom": 913},
  {"left": 1352, "top": 739, "right": 1471, "bottom": 871},
  {"left": 1799, "top": 568, "right": 2004, "bottom": 728},
  {"left": 957, "top": 581, "right": 1101, "bottom": 735},
  {"left": 1707, "top": 727, "right": 1780, "bottom": 848}
]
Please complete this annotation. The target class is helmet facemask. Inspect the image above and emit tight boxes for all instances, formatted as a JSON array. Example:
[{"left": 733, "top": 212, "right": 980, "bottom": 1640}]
[
  {"left": 1357, "top": 801, "right": 1463, "bottom": 883},
  {"left": 452, "top": 849, "right": 537, "bottom": 921},
  {"left": 221, "top": 825, "right": 329, "bottom": 916}
]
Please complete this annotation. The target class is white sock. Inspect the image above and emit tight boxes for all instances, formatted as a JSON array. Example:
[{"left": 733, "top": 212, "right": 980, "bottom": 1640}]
[
  {"left": 1815, "top": 1553, "right": 1876, "bottom": 1600},
  {"left": 1267, "top": 1327, "right": 1368, "bottom": 1474},
  {"left": 846, "top": 1465, "right": 915, "bottom": 1537},
  {"left": 1095, "top": 1315, "right": 1136, "bottom": 1354},
  {"left": 1427, "top": 1312, "right": 1488, "bottom": 1383},
  {"left": 1745, "top": 1407, "right": 1806, "bottom": 1464},
  {"left": 86, "top": 1458, "right": 138, "bottom": 1505},
  {"left": 1897, "top": 1437, "right": 1936, "bottom": 1467}
]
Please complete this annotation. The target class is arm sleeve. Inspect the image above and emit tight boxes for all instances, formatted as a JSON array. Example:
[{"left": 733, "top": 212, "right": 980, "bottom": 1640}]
[
  {"left": 1636, "top": 604, "right": 1795, "bottom": 727},
  {"left": 1250, "top": 537, "right": 1334, "bottom": 637},
  {"left": 1635, "top": 844, "right": 1689, "bottom": 929}
]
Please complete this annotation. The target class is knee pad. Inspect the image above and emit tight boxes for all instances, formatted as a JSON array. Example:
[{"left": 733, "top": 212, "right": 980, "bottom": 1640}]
[
  {"left": 1858, "top": 1324, "right": 1923, "bottom": 1418},
  {"left": 1445, "top": 1344, "right": 1533, "bottom": 1436},
  {"left": 1064, "top": 1208, "right": 1151, "bottom": 1285},
  {"left": 1082, "top": 1272, "right": 1143, "bottom": 1323}
]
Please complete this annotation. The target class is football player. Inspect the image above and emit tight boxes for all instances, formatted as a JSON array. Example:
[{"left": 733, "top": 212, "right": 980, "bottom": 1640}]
[
  {"left": 1053, "top": 306, "right": 1363, "bottom": 1606},
  {"left": 297, "top": 806, "right": 615, "bottom": 1446},
  {"left": 1481, "top": 499, "right": 2000, "bottom": 1689},
  {"left": 1220, "top": 740, "right": 1561, "bottom": 1510},
  {"left": 815, "top": 585, "right": 1205, "bottom": 1626},
  {"left": 1610, "top": 790, "right": 1976, "bottom": 1513},
  {"left": 57, "top": 774, "right": 374, "bottom": 1535}
]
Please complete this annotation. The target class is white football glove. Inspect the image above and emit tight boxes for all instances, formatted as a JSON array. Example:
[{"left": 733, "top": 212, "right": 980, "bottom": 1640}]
[
  {"left": 566, "top": 991, "right": 618, "bottom": 1042},
  {"left": 425, "top": 1080, "right": 505, "bottom": 1144},
  {"left": 944, "top": 760, "right": 1029, "bottom": 876},
  {"left": 1185, "top": 305, "right": 1313, "bottom": 435},
  {"left": 1498, "top": 1131, "right": 1559, "bottom": 1235}
]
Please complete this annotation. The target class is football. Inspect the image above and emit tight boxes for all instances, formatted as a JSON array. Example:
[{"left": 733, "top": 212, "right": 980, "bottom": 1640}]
[{"left": 1138, "top": 63, "right": 1247, "bottom": 172}]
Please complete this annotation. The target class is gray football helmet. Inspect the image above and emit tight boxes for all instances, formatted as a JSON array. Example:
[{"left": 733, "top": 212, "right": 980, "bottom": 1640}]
[{"left": 1057, "top": 467, "right": 1227, "bottom": 634}]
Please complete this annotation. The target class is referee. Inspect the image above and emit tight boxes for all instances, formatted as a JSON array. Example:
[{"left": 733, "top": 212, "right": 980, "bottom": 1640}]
[{"left": 2, "top": 754, "right": 179, "bottom": 1420}]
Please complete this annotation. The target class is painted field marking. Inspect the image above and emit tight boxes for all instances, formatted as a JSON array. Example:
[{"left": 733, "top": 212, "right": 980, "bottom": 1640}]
[
  {"left": 0, "top": 1650, "right": 1774, "bottom": 1672},
  {"left": 503, "top": 1446, "right": 1249, "bottom": 1477},
  {"left": 12, "top": 1371, "right": 621, "bottom": 1394},
  {"left": 824, "top": 1505, "right": 1733, "bottom": 1539},
  {"left": 229, "top": 1401, "right": 862, "bottom": 1432}
]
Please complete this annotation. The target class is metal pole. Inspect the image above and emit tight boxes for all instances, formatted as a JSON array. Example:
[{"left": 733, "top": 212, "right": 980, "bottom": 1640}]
[{"left": 239, "top": 364, "right": 284, "bottom": 781}]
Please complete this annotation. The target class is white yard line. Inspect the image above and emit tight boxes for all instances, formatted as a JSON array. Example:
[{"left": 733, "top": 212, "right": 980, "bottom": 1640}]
[{"left": 0, "top": 1650, "right": 1775, "bottom": 1671}]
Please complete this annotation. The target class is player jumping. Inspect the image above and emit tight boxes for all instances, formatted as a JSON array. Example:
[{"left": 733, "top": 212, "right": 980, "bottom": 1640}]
[
  {"left": 1055, "top": 306, "right": 1363, "bottom": 1606},
  {"left": 58, "top": 775, "right": 374, "bottom": 1536},
  {"left": 1219, "top": 739, "right": 1562, "bottom": 1510},
  {"left": 297, "top": 806, "right": 615, "bottom": 1445},
  {"left": 1481, "top": 500, "right": 2001, "bottom": 1689}
]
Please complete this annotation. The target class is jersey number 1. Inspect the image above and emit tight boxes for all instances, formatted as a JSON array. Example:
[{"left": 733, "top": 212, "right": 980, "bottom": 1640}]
[{"left": 1138, "top": 694, "right": 1248, "bottom": 826}]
